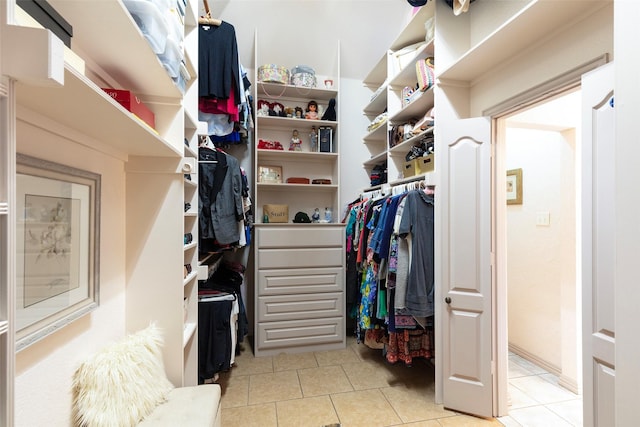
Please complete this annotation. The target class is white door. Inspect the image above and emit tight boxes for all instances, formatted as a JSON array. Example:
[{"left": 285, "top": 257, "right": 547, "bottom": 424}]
[
  {"left": 438, "top": 117, "right": 493, "bottom": 417},
  {"left": 581, "top": 62, "right": 615, "bottom": 427}
]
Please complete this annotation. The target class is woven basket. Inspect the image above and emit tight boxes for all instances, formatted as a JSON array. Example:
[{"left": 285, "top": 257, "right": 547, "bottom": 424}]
[{"left": 258, "top": 64, "right": 290, "bottom": 85}]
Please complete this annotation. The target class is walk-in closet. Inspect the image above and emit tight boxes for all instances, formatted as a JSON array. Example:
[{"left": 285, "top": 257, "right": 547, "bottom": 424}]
[{"left": 2, "top": 0, "right": 639, "bottom": 426}]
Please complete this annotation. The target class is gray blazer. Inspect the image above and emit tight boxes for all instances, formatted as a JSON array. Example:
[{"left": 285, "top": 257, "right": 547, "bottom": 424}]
[{"left": 199, "top": 148, "right": 244, "bottom": 245}]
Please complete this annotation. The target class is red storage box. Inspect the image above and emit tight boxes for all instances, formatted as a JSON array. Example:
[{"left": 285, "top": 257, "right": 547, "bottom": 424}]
[{"left": 102, "top": 88, "right": 155, "bottom": 129}]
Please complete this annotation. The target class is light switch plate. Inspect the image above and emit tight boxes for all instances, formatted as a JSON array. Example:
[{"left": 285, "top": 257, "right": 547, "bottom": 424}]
[{"left": 536, "top": 211, "right": 550, "bottom": 226}]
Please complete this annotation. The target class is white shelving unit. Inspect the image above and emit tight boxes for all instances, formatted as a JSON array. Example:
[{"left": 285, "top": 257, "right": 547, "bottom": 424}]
[
  {"left": 361, "top": 3, "right": 436, "bottom": 188},
  {"left": 252, "top": 35, "right": 345, "bottom": 356},
  {"left": 1, "top": 0, "right": 202, "bottom": 398}
]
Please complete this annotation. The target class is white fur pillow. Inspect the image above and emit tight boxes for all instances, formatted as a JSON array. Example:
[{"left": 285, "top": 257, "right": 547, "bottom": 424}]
[{"left": 72, "top": 324, "right": 175, "bottom": 427}]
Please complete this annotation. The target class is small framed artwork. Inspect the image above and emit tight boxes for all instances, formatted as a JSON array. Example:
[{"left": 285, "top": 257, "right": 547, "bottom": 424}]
[
  {"left": 506, "top": 168, "right": 523, "bottom": 205},
  {"left": 258, "top": 165, "right": 283, "bottom": 183},
  {"left": 15, "top": 154, "right": 100, "bottom": 351}
]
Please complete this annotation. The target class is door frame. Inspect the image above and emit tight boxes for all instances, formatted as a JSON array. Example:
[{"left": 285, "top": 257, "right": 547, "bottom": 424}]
[{"left": 483, "top": 55, "right": 608, "bottom": 417}]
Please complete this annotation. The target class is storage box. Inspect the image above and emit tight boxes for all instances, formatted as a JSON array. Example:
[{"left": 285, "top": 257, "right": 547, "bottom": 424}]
[
  {"left": 404, "top": 154, "right": 434, "bottom": 177},
  {"left": 263, "top": 204, "right": 289, "bottom": 223},
  {"left": 102, "top": 89, "right": 156, "bottom": 129},
  {"left": 257, "top": 64, "right": 290, "bottom": 85},
  {"left": 319, "top": 127, "right": 333, "bottom": 153}
]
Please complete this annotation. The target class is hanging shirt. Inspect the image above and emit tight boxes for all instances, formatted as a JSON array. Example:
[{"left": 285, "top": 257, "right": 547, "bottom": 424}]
[
  {"left": 199, "top": 22, "right": 240, "bottom": 101},
  {"left": 399, "top": 190, "right": 435, "bottom": 318}
]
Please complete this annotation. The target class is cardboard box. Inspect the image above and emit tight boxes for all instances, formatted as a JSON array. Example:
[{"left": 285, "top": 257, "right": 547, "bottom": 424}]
[
  {"left": 404, "top": 154, "right": 434, "bottom": 177},
  {"left": 263, "top": 204, "right": 289, "bottom": 223},
  {"left": 102, "top": 88, "right": 156, "bottom": 129}
]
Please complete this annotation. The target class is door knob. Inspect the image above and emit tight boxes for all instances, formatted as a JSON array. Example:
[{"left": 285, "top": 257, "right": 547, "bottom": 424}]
[{"left": 445, "top": 297, "right": 451, "bottom": 304}]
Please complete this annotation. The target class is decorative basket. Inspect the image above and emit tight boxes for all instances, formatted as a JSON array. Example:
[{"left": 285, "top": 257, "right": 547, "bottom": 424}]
[
  {"left": 290, "top": 65, "right": 317, "bottom": 88},
  {"left": 258, "top": 64, "right": 290, "bottom": 85}
]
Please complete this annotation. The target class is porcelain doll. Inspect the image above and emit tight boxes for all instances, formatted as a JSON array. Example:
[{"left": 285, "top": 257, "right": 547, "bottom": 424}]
[{"left": 289, "top": 129, "right": 302, "bottom": 151}]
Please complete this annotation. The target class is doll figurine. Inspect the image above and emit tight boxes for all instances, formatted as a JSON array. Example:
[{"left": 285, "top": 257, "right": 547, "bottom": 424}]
[
  {"left": 324, "top": 207, "right": 332, "bottom": 223},
  {"left": 310, "top": 126, "right": 318, "bottom": 152},
  {"left": 289, "top": 129, "right": 302, "bottom": 151},
  {"left": 312, "top": 208, "right": 320, "bottom": 223},
  {"left": 305, "top": 100, "right": 319, "bottom": 120}
]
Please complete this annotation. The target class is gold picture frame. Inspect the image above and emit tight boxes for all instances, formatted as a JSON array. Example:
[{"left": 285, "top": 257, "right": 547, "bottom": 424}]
[
  {"left": 506, "top": 168, "right": 523, "bottom": 205},
  {"left": 258, "top": 165, "right": 283, "bottom": 184}
]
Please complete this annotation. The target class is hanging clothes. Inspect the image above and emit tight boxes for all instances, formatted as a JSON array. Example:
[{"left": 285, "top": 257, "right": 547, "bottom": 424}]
[
  {"left": 199, "top": 22, "right": 240, "bottom": 102},
  {"left": 344, "top": 185, "right": 436, "bottom": 365},
  {"left": 398, "top": 189, "right": 435, "bottom": 318},
  {"left": 198, "top": 146, "right": 244, "bottom": 252}
]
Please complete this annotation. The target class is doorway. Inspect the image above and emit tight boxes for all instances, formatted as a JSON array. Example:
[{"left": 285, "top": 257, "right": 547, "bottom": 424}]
[{"left": 497, "top": 88, "right": 584, "bottom": 426}]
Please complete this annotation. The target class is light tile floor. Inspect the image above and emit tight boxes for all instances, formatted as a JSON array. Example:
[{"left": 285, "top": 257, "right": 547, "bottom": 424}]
[
  {"left": 217, "top": 337, "right": 581, "bottom": 427},
  {"left": 497, "top": 352, "right": 583, "bottom": 427}
]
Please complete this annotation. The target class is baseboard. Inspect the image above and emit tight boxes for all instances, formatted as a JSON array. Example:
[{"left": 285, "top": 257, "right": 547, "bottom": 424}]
[
  {"left": 508, "top": 342, "right": 561, "bottom": 377},
  {"left": 558, "top": 374, "right": 580, "bottom": 394}
]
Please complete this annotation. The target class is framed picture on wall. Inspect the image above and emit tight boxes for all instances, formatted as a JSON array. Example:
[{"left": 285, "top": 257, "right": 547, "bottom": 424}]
[
  {"left": 506, "top": 168, "right": 523, "bottom": 205},
  {"left": 15, "top": 154, "right": 101, "bottom": 351}
]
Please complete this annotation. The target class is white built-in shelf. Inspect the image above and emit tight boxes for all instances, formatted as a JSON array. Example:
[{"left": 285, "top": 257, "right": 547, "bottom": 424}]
[
  {"left": 388, "top": 171, "right": 436, "bottom": 187},
  {"left": 258, "top": 116, "right": 338, "bottom": 130},
  {"left": 389, "top": 87, "right": 434, "bottom": 124},
  {"left": 257, "top": 82, "right": 338, "bottom": 101},
  {"left": 184, "top": 144, "right": 198, "bottom": 158},
  {"left": 17, "top": 65, "right": 181, "bottom": 158},
  {"left": 363, "top": 52, "right": 387, "bottom": 88},
  {"left": 363, "top": 88, "right": 388, "bottom": 116},
  {"left": 363, "top": 151, "right": 388, "bottom": 168},
  {"left": 363, "top": 124, "right": 387, "bottom": 142},
  {"left": 184, "top": 212, "right": 198, "bottom": 218},
  {"left": 183, "top": 322, "right": 197, "bottom": 347},
  {"left": 257, "top": 149, "right": 338, "bottom": 162},
  {"left": 184, "top": 242, "right": 197, "bottom": 251},
  {"left": 389, "top": 127, "right": 434, "bottom": 157},
  {"left": 438, "top": 0, "right": 608, "bottom": 82},
  {"left": 185, "top": 108, "right": 199, "bottom": 131},
  {"left": 257, "top": 183, "right": 339, "bottom": 193},
  {"left": 389, "top": 3, "right": 435, "bottom": 51},
  {"left": 183, "top": 271, "right": 198, "bottom": 287},
  {"left": 184, "top": 178, "right": 197, "bottom": 188},
  {"left": 388, "top": 41, "right": 434, "bottom": 88},
  {"left": 47, "top": 0, "right": 182, "bottom": 98}
]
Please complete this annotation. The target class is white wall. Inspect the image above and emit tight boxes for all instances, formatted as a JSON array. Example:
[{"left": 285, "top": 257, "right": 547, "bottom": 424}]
[
  {"left": 506, "top": 127, "right": 576, "bottom": 379},
  {"left": 14, "top": 115, "right": 126, "bottom": 426},
  {"left": 470, "top": 5, "right": 613, "bottom": 116},
  {"left": 338, "top": 77, "right": 374, "bottom": 216}
]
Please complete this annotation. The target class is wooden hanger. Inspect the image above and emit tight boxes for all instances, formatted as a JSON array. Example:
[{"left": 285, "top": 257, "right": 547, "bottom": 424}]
[{"left": 199, "top": 0, "right": 222, "bottom": 26}]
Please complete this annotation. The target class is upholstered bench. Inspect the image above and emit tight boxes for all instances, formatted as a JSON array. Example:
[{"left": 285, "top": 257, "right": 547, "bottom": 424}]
[{"left": 72, "top": 324, "right": 221, "bottom": 427}]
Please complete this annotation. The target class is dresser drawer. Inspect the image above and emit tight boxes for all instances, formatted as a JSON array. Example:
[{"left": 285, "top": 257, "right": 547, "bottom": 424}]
[
  {"left": 257, "top": 247, "right": 343, "bottom": 269},
  {"left": 258, "top": 292, "right": 344, "bottom": 322},
  {"left": 258, "top": 267, "right": 343, "bottom": 295},
  {"left": 257, "top": 226, "right": 343, "bottom": 248},
  {"left": 256, "top": 317, "right": 344, "bottom": 352}
]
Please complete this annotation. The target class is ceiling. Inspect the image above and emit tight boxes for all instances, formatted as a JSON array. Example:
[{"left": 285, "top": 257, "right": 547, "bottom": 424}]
[{"left": 204, "top": 0, "right": 418, "bottom": 79}]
